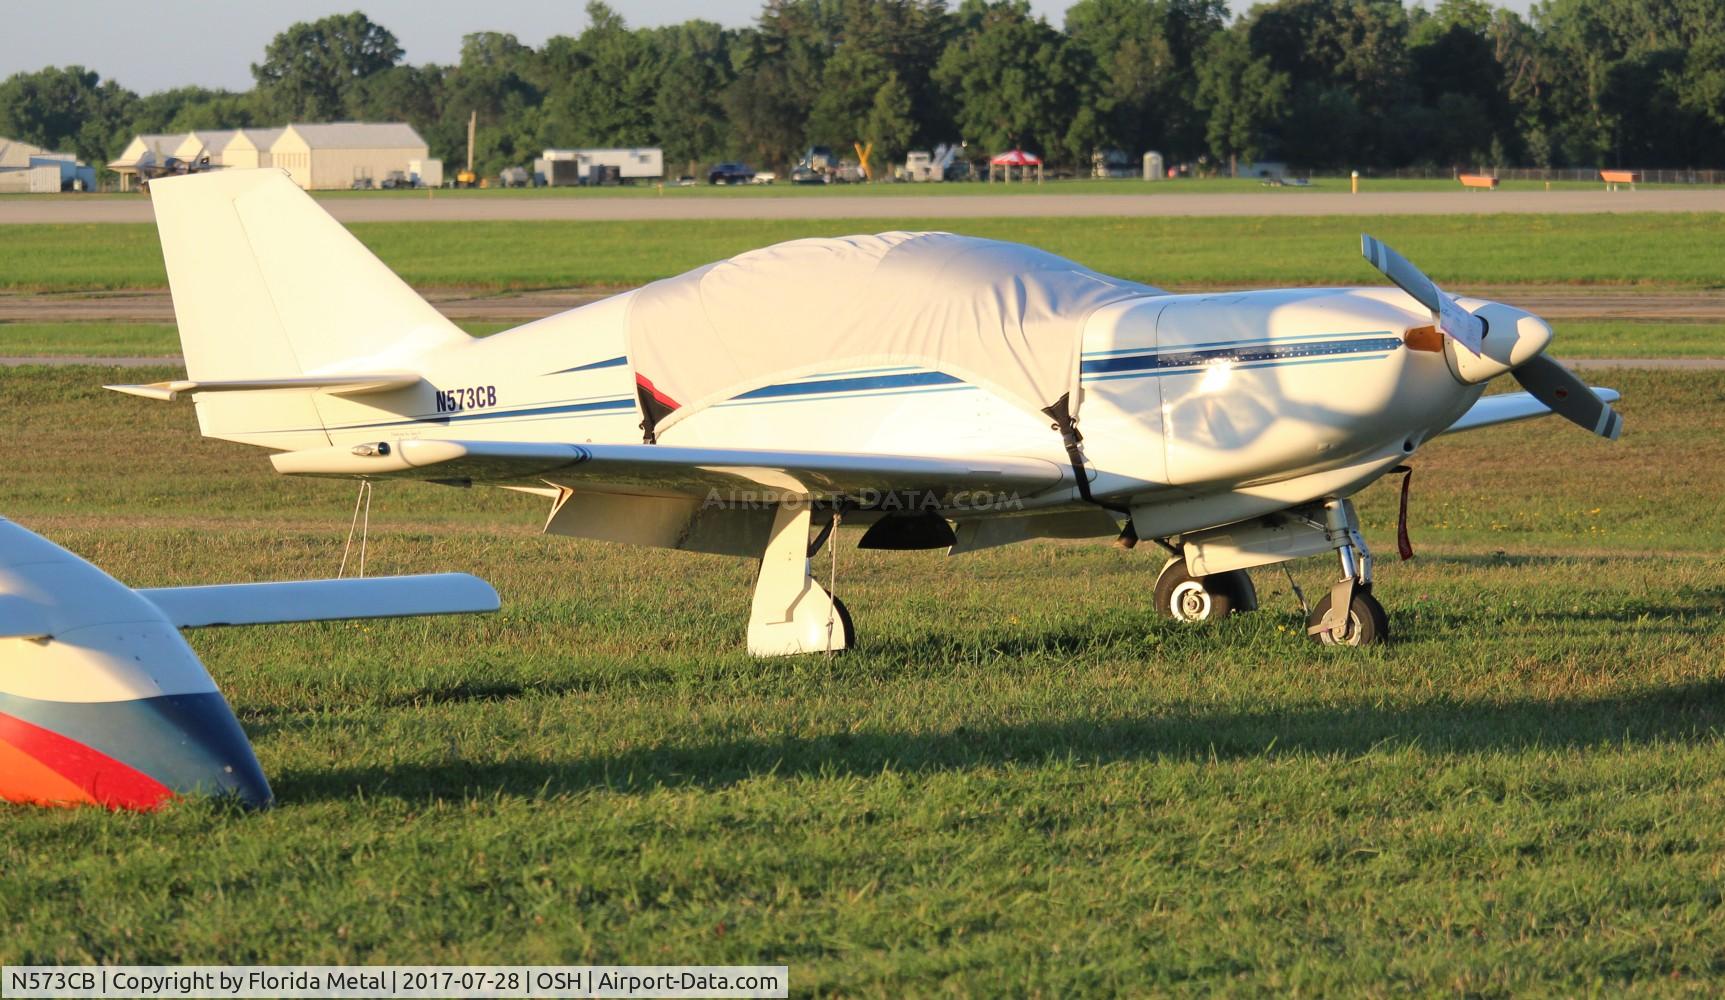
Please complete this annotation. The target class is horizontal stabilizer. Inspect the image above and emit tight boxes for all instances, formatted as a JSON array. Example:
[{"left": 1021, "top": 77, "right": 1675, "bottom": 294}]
[
  {"left": 1443, "top": 387, "right": 1620, "bottom": 436},
  {"left": 137, "top": 573, "right": 499, "bottom": 628},
  {"left": 271, "top": 438, "right": 1067, "bottom": 502},
  {"left": 105, "top": 374, "right": 420, "bottom": 402}
]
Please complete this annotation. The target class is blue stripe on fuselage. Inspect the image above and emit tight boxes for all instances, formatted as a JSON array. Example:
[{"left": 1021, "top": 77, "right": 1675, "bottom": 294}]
[{"left": 1081, "top": 336, "right": 1403, "bottom": 376}]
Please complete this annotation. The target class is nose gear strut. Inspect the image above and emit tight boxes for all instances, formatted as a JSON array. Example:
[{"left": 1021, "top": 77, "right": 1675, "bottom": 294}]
[{"left": 1305, "top": 498, "right": 1389, "bottom": 645}]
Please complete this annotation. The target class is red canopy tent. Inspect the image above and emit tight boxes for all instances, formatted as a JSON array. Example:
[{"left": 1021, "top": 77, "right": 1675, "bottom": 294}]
[{"left": 988, "top": 148, "right": 1043, "bottom": 184}]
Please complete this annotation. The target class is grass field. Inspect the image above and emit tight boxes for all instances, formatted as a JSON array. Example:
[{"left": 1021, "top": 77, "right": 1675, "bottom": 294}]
[
  {"left": 3, "top": 363, "right": 1722, "bottom": 992},
  {"left": 5, "top": 212, "right": 1724, "bottom": 291},
  {"left": 5, "top": 318, "right": 1719, "bottom": 361}
]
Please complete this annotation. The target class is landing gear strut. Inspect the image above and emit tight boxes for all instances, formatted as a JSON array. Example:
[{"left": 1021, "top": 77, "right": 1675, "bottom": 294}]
[
  {"left": 747, "top": 503, "right": 853, "bottom": 656},
  {"left": 1153, "top": 558, "right": 1257, "bottom": 623},
  {"left": 1305, "top": 498, "right": 1390, "bottom": 646}
]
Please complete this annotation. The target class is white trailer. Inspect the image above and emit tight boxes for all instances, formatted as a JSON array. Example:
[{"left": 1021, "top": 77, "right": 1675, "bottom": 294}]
[{"left": 538, "top": 147, "right": 664, "bottom": 185}]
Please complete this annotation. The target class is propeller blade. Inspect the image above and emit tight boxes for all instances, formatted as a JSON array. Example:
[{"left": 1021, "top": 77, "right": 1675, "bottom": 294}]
[
  {"left": 1511, "top": 354, "right": 1623, "bottom": 440},
  {"left": 1360, "top": 234, "right": 1485, "bottom": 356},
  {"left": 1361, "top": 234, "right": 1440, "bottom": 314}
]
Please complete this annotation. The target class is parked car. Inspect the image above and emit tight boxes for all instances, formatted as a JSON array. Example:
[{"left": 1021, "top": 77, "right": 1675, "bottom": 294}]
[
  {"left": 751, "top": 170, "right": 777, "bottom": 185},
  {"left": 790, "top": 165, "right": 828, "bottom": 185},
  {"left": 707, "top": 162, "right": 754, "bottom": 185}
]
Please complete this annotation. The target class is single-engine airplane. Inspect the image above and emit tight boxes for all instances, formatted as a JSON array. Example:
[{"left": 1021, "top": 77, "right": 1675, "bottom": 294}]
[{"left": 113, "top": 170, "right": 1621, "bottom": 655}]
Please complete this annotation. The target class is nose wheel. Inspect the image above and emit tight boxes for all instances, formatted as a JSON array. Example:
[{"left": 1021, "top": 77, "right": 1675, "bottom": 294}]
[
  {"left": 1304, "top": 497, "right": 1392, "bottom": 646},
  {"left": 1153, "top": 559, "right": 1257, "bottom": 623},
  {"left": 1306, "top": 587, "right": 1389, "bottom": 646}
]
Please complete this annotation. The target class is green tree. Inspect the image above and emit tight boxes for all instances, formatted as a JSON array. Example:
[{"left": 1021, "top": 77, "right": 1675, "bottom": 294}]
[
  {"left": 724, "top": 0, "right": 846, "bottom": 167},
  {"left": 647, "top": 21, "right": 737, "bottom": 171},
  {"left": 0, "top": 66, "right": 138, "bottom": 162},
  {"left": 932, "top": 0, "right": 1079, "bottom": 160},
  {"left": 435, "top": 33, "right": 543, "bottom": 174},
  {"left": 1193, "top": 27, "right": 1289, "bottom": 174},
  {"left": 862, "top": 70, "right": 916, "bottom": 162},
  {"left": 252, "top": 12, "right": 404, "bottom": 121},
  {"left": 541, "top": 3, "right": 660, "bottom": 148},
  {"left": 1063, "top": 0, "right": 1226, "bottom": 161}
]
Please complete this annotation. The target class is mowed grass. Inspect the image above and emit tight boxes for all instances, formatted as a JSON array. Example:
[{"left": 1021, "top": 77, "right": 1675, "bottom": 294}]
[
  {"left": 6, "top": 318, "right": 1718, "bottom": 360},
  {"left": 4, "top": 212, "right": 1723, "bottom": 291},
  {"left": 2, "top": 365, "right": 1723, "bottom": 992}
]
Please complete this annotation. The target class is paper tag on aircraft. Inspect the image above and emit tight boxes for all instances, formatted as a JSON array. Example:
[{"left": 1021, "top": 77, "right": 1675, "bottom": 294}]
[{"left": 1437, "top": 294, "right": 1485, "bottom": 355}]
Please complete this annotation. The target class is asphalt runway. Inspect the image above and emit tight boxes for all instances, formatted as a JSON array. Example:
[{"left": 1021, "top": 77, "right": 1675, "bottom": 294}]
[{"left": 4, "top": 188, "right": 1724, "bottom": 224}]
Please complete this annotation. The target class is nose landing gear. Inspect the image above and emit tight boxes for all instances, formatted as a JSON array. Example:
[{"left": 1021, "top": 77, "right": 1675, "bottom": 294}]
[{"left": 1305, "top": 498, "right": 1390, "bottom": 646}]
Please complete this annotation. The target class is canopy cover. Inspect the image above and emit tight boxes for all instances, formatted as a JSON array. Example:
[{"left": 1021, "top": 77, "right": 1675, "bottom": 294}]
[
  {"left": 625, "top": 231, "right": 1162, "bottom": 437},
  {"left": 990, "top": 149, "right": 1042, "bottom": 166}
]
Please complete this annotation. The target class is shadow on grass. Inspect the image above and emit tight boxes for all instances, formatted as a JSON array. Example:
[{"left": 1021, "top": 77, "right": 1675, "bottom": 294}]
[{"left": 270, "top": 679, "right": 1725, "bottom": 804}]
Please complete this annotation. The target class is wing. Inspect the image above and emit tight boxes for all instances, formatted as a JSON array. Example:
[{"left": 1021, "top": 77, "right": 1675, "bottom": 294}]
[
  {"left": 270, "top": 439, "right": 1068, "bottom": 503},
  {"left": 137, "top": 573, "right": 498, "bottom": 628},
  {"left": 1442, "top": 387, "right": 1621, "bottom": 436}
]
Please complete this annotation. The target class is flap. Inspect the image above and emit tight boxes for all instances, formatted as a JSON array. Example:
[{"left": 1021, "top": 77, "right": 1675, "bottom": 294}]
[
  {"left": 271, "top": 438, "right": 1066, "bottom": 505},
  {"left": 136, "top": 573, "right": 498, "bottom": 628}
]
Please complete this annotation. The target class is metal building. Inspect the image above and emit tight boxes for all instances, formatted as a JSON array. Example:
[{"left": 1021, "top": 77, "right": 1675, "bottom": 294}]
[
  {"left": 109, "top": 123, "right": 436, "bottom": 191},
  {"left": 0, "top": 137, "right": 95, "bottom": 193}
]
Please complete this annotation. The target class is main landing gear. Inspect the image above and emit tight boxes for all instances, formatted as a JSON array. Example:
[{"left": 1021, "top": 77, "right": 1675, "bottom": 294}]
[
  {"left": 1152, "top": 559, "right": 1257, "bottom": 623},
  {"left": 747, "top": 503, "right": 853, "bottom": 657}
]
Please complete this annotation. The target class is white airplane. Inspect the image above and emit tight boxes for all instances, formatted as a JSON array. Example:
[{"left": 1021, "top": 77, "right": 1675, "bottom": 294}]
[
  {"left": 0, "top": 515, "right": 498, "bottom": 810},
  {"left": 112, "top": 170, "right": 1621, "bottom": 655}
]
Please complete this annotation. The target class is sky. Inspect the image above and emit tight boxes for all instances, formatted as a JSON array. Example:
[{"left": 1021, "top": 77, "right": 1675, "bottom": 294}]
[{"left": 4, "top": 0, "right": 1539, "bottom": 96}]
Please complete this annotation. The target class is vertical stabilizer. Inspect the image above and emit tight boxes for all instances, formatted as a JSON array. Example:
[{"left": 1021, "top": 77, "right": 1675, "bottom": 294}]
[{"left": 149, "top": 168, "right": 468, "bottom": 379}]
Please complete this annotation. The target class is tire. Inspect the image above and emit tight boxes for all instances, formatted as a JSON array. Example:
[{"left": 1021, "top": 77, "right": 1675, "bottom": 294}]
[
  {"left": 1306, "top": 588, "right": 1390, "bottom": 646},
  {"left": 1153, "top": 560, "right": 1252, "bottom": 622}
]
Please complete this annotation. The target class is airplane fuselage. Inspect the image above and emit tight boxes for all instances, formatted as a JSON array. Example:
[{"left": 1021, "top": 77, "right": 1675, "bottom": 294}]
[{"left": 220, "top": 285, "right": 1489, "bottom": 540}]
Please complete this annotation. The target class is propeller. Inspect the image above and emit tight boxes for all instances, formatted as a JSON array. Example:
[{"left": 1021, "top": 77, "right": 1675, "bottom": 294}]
[
  {"left": 1361, "top": 234, "right": 1622, "bottom": 441},
  {"left": 1360, "top": 235, "right": 1485, "bottom": 356},
  {"left": 1510, "top": 354, "right": 1623, "bottom": 440}
]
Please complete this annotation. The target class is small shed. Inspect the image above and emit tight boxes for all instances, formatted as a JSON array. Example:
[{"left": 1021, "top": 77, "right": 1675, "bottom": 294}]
[{"left": 988, "top": 149, "right": 1043, "bottom": 184}]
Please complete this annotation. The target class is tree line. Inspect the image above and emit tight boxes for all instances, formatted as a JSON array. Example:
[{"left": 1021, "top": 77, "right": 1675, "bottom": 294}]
[{"left": 2, "top": 0, "right": 1722, "bottom": 180}]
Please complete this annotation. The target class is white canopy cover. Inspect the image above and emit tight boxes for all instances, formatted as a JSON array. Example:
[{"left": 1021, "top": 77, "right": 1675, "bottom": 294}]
[{"left": 625, "top": 231, "right": 1162, "bottom": 437}]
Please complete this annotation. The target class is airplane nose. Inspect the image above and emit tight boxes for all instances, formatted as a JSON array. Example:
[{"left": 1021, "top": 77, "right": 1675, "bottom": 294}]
[
  {"left": 1444, "top": 300, "right": 1554, "bottom": 384},
  {"left": 0, "top": 690, "right": 271, "bottom": 810}
]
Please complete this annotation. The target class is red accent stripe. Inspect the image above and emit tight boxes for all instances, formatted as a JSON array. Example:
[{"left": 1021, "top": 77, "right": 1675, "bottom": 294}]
[
  {"left": 634, "top": 373, "right": 681, "bottom": 410},
  {"left": 0, "top": 711, "right": 174, "bottom": 811}
]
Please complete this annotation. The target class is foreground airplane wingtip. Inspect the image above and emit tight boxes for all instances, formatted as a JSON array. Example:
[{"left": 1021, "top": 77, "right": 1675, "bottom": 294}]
[{"left": 0, "top": 691, "right": 272, "bottom": 810}]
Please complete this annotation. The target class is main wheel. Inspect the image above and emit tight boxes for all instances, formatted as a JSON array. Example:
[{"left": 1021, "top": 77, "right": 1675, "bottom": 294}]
[
  {"left": 1153, "top": 560, "right": 1255, "bottom": 623},
  {"left": 1306, "top": 588, "right": 1390, "bottom": 646}
]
